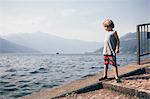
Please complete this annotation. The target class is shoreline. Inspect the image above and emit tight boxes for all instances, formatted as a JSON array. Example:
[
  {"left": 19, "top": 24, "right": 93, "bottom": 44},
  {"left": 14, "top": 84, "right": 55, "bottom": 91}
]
[
  {"left": 60, "top": 73, "right": 150, "bottom": 99},
  {"left": 21, "top": 61, "right": 150, "bottom": 99}
]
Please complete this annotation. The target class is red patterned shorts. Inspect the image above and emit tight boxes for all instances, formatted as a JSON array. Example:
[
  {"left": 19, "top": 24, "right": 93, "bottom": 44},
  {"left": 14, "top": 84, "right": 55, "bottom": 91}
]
[{"left": 104, "top": 55, "right": 116, "bottom": 66}]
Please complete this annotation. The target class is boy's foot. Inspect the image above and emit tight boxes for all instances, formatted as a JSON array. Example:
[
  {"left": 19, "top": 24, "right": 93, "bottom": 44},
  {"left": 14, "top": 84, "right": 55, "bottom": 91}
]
[
  {"left": 115, "top": 78, "right": 122, "bottom": 83},
  {"left": 99, "top": 76, "right": 107, "bottom": 81}
]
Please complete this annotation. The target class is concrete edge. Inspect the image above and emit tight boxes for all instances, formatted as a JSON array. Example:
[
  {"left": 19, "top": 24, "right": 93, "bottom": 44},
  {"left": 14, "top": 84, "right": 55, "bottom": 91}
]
[
  {"left": 145, "top": 66, "right": 150, "bottom": 74},
  {"left": 102, "top": 82, "right": 150, "bottom": 99},
  {"left": 51, "top": 66, "right": 149, "bottom": 99},
  {"left": 119, "top": 67, "right": 146, "bottom": 78},
  {"left": 51, "top": 82, "right": 103, "bottom": 99}
]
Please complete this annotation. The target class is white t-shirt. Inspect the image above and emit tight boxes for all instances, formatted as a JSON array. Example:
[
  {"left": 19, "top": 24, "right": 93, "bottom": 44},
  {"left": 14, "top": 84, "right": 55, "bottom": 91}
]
[{"left": 103, "top": 30, "right": 117, "bottom": 56}]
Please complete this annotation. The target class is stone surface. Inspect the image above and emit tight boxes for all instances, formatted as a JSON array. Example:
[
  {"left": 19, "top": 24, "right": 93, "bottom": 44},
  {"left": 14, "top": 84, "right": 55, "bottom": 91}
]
[
  {"left": 107, "top": 74, "right": 150, "bottom": 92},
  {"left": 59, "top": 89, "right": 138, "bottom": 99},
  {"left": 60, "top": 72, "right": 150, "bottom": 99}
]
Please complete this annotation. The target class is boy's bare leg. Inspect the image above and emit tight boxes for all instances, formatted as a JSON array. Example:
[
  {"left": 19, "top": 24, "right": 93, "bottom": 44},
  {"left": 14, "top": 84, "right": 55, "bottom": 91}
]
[
  {"left": 103, "top": 64, "right": 108, "bottom": 78},
  {"left": 112, "top": 65, "right": 119, "bottom": 79}
]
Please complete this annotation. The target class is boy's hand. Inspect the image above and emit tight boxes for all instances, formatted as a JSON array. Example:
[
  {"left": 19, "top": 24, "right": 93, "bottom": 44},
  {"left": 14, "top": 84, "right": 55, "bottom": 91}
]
[{"left": 115, "top": 48, "right": 119, "bottom": 53}]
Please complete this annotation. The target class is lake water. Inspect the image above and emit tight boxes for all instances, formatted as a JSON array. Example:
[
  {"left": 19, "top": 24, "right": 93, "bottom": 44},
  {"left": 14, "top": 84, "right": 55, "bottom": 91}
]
[{"left": 0, "top": 54, "right": 136, "bottom": 99}]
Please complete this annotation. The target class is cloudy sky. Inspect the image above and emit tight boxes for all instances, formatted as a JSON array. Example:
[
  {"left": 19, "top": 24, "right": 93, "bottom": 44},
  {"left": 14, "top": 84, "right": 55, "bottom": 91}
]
[{"left": 0, "top": 0, "right": 149, "bottom": 42}]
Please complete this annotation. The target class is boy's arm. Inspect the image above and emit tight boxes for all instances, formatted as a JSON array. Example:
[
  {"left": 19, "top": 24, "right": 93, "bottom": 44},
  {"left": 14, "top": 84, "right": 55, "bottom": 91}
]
[{"left": 114, "top": 31, "right": 120, "bottom": 53}]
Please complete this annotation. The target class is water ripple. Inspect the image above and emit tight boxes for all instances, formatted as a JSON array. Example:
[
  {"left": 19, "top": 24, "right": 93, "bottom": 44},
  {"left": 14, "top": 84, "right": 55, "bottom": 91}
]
[{"left": 0, "top": 54, "right": 136, "bottom": 99}]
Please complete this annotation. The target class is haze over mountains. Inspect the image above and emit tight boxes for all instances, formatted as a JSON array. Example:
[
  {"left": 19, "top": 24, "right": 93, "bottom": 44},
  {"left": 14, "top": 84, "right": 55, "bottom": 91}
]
[
  {"left": 0, "top": 37, "right": 38, "bottom": 53},
  {"left": 94, "top": 32, "right": 137, "bottom": 54},
  {"left": 0, "top": 32, "right": 138, "bottom": 54},
  {"left": 2, "top": 32, "right": 102, "bottom": 54}
]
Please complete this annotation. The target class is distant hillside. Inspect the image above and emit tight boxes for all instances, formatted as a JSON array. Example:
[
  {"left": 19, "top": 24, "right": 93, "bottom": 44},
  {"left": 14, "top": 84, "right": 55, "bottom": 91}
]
[
  {"left": 94, "top": 32, "right": 137, "bottom": 54},
  {"left": 4, "top": 32, "right": 103, "bottom": 54},
  {"left": 0, "top": 38, "right": 39, "bottom": 53}
]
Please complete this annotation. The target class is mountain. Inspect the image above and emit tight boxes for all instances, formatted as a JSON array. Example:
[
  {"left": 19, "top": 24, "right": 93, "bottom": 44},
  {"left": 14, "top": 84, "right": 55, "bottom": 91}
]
[
  {"left": 4, "top": 32, "right": 102, "bottom": 54},
  {"left": 119, "top": 32, "right": 137, "bottom": 53},
  {"left": 94, "top": 32, "right": 137, "bottom": 54},
  {"left": 0, "top": 38, "right": 39, "bottom": 53}
]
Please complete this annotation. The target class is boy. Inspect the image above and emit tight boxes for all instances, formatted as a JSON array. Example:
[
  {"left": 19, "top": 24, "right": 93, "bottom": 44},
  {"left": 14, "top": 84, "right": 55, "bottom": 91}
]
[{"left": 99, "top": 19, "right": 121, "bottom": 83}]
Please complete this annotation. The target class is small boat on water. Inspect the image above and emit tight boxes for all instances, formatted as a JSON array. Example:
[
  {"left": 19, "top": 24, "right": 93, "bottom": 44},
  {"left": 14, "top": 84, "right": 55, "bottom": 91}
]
[{"left": 56, "top": 52, "right": 59, "bottom": 54}]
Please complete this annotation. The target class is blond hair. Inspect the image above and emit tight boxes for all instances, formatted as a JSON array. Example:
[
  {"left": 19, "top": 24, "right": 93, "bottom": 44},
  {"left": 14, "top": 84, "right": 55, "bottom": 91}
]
[{"left": 102, "top": 19, "right": 115, "bottom": 29}]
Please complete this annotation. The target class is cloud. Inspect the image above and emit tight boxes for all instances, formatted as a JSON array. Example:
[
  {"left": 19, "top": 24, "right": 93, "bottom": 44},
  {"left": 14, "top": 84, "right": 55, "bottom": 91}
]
[
  {"left": 0, "top": 15, "right": 49, "bottom": 34},
  {"left": 61, "top": 8, "right": 76, "bottom": 17}
]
